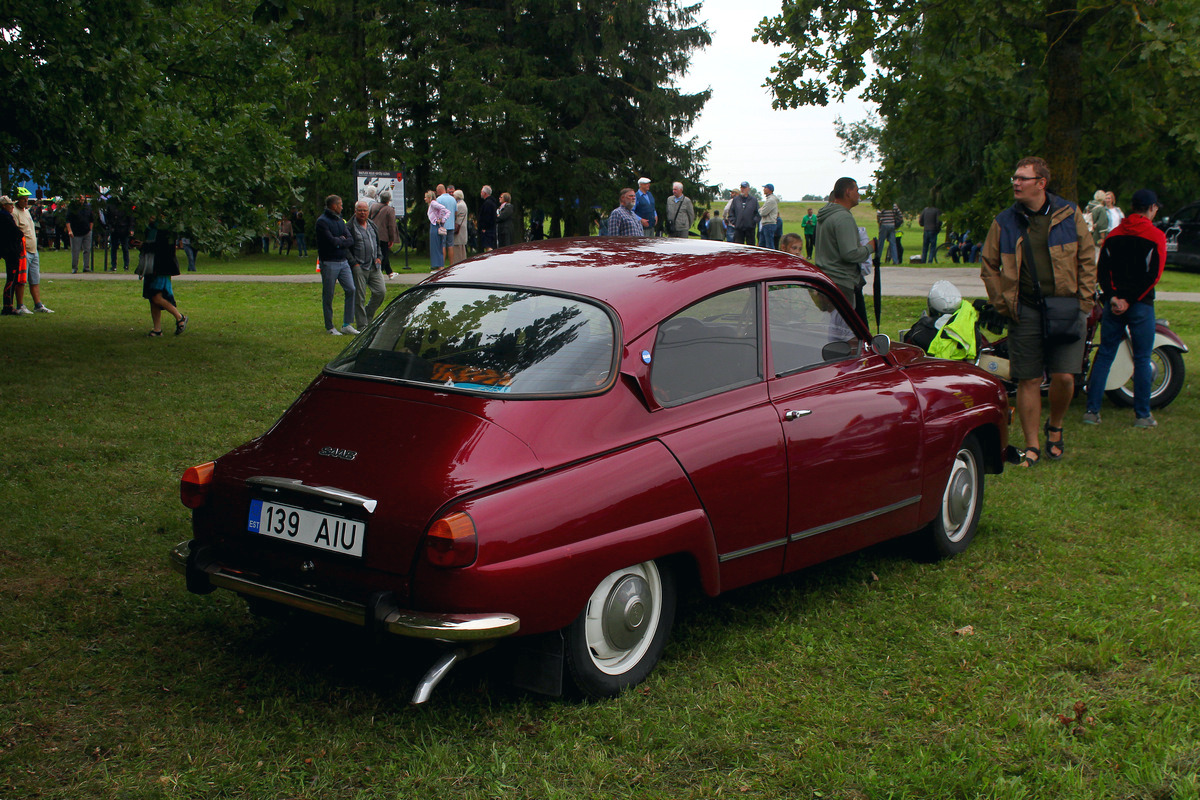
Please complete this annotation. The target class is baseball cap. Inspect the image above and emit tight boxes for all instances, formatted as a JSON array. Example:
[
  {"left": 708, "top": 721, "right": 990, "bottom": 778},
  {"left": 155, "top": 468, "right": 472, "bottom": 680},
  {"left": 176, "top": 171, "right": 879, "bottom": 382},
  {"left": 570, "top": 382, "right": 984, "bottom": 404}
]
[
  {"left": 1131, "top": 188, "right": 1159, "bottom": 208},
  {"left": 16, "top": 187, "right": 32, "bottom": 197},
  {"left": 764, "top": 183, "right": 774, "bottom": 191},
  {"left": 739, "top": 181, "right": 750, "bottom": 188},
  {"left": 0, "top": 196, "right": 12, "bottom": 206},
  {"left": 638, "top": 177, "right": 651, "bottom": 184}
]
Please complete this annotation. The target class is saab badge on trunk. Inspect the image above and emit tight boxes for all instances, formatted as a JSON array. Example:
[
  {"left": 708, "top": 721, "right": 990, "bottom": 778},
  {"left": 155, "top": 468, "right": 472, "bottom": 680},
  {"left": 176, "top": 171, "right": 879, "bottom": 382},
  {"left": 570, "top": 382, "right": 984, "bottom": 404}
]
[{"left": 318, "top": 447, "right": 357, "bottom": 461}]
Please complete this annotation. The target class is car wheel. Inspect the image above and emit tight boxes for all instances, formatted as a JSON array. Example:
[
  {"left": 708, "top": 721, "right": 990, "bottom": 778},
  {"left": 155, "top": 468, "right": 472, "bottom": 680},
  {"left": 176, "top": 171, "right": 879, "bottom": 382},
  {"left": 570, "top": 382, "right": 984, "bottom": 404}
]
[
  {"left": 923, "top": 434, "right": 984, "bottom": 558},
  {"left": 1105, "top": 345, "right": 1186, "bottom": 410},
  {"left": 565, "top": 560, "right": 676, "bottom": 698}
]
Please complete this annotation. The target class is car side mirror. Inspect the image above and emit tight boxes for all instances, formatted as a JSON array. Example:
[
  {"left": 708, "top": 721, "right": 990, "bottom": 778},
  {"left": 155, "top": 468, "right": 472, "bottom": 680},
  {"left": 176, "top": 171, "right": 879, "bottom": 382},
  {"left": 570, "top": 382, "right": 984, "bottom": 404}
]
[
  {"left": 821, "top": 340, "right": 854, "bottom": 361},
  {"left": 871, "top": 333, "right": 891, "bottom": 357}
]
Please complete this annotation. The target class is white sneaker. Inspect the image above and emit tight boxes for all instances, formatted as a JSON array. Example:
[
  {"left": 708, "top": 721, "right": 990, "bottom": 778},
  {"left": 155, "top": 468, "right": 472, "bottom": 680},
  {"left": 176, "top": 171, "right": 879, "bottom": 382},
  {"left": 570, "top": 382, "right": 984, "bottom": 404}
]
[
  {"left": 341, "top": 324, "right": 360, "bottom": 335},
  {"left": 15, "top": 305, "right": 34, "bottom": 316},
  {"left": 327, "top": 327, "right": 343, "bottom": 336},
  {"left": 34, "top": 305, "right": 54, "bottom": 313}
]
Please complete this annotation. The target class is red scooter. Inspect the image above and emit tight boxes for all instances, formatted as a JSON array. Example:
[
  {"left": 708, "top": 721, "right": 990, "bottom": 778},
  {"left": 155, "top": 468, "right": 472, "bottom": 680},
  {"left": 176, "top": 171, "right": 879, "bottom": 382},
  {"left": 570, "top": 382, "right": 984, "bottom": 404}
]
[{"left": 973, "top": 300, "right": 1189, "bottom": 409}]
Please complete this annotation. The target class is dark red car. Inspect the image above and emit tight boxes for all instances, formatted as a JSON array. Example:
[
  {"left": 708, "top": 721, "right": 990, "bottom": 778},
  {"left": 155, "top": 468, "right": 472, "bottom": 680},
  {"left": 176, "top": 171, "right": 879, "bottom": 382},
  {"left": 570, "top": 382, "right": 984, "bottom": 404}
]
[{"left": 172, "top": 238, "right": 1011, "bottom": 702}]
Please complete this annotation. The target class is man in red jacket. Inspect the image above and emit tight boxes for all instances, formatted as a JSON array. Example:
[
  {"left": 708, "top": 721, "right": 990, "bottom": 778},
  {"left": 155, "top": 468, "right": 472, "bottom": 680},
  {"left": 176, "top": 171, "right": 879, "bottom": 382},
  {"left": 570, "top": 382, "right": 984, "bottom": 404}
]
[{"left": 1083, "top": 188, "right": 1167, "bottom": 428}]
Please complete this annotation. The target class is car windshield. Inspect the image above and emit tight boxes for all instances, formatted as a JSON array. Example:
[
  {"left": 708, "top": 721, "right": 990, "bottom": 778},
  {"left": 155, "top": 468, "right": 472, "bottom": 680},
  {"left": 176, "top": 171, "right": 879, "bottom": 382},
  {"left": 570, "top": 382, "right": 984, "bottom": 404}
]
[{"left": 326, "top": 285, "right": 617, "bottom": 396}]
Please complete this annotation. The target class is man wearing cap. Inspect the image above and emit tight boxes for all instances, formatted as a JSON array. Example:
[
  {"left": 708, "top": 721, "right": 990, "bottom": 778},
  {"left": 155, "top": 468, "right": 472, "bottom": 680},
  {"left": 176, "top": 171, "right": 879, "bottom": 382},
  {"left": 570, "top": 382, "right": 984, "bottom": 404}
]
[
  {"left": 1084, "top": 189, "right": 1167, "bottom": 428},
  {"left": 634, "top": 178, "right": 657, "bottom": 234},
  {"left": 758, "top": 184, "right": 780, "bottom": 249},
  {"left": 12, "top": 188, "right": 53, "bottom": 313},
  {"left": 980, "top": 156, "right": 1096, "bottom": 465},
  {"left": 666, "top": 182, "right": 694, "bottom": 238},
  {"left": 729, "top": 182, "right": 759, "bottom": 245},
  {"left": 607, "top": 188, "right": 645, "bottom": 237}
]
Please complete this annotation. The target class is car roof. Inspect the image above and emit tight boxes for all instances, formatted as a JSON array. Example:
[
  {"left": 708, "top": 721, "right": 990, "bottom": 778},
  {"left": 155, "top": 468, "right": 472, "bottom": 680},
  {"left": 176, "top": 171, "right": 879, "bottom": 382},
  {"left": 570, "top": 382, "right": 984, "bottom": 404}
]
[{"left": 424, "top": 237, "right": 829, "bottom": 341}]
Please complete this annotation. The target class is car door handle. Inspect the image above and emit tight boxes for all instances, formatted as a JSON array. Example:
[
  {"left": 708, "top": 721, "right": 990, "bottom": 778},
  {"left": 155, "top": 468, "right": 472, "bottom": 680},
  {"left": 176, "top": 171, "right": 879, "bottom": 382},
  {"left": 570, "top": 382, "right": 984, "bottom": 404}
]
[{"left": 783, "top": 409, "right": 812, "bottom": 421}]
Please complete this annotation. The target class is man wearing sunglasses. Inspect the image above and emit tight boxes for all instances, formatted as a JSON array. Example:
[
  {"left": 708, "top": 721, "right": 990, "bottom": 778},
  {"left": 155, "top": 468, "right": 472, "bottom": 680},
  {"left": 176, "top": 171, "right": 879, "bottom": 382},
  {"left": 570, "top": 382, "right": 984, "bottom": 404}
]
[{"left": 980, "top": 157, "right": 1097, "bottom": 466}]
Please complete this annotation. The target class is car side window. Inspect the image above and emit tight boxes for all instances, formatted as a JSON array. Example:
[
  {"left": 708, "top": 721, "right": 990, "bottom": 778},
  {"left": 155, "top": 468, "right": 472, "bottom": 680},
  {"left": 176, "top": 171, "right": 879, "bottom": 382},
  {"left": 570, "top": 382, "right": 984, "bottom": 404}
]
[
  {"left": 767, "top": 283, "right": 862, "bottom": 376},
  {"left": 651, "top": 286, "right": 760, "bottom": 406}
]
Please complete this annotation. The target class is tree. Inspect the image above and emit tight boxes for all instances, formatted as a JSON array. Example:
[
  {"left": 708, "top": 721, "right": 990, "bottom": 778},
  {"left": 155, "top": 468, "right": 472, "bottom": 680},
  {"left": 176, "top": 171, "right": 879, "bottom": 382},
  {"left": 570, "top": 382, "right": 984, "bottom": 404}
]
[
  {"left": 755, "top": 0, "right": 1200, "bottom": 233},
  {"left": 3, "top": 0, "right": 309, "bottom": 250},
  {"left": 286, "top": 0, "right": 711, "bottom": 239}
]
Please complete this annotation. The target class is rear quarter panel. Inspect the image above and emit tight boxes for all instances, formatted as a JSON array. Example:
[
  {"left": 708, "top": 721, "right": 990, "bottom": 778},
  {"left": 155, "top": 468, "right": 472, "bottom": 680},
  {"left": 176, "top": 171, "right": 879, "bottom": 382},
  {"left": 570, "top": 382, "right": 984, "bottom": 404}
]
[{"left": 409, "top": 440, "right": 719, "bottom": 636}]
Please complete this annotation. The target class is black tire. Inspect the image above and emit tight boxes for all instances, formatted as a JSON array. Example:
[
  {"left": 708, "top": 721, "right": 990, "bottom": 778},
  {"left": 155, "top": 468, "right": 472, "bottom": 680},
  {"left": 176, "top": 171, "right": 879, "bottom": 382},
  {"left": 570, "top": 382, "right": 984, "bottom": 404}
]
[
  {"left": 922, "top": 434, "right": 984, "bottom": 559},
  {"left": 1105, "top": 346, "right": 1186, "bottom": 410},
  {"left": 564, "top": 560, "right": 676, "bottom": 698}
]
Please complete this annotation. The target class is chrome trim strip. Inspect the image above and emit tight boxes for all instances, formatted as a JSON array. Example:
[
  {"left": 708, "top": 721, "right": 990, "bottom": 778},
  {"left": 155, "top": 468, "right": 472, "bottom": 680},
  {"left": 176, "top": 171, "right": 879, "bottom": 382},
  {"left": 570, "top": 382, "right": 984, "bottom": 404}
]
[
  {"left": 789, "top": 495, "right": 922, "bottom": 542},
  {"left": 247, "top": 476, "right": 378, "bottom": 514},
  {"left": 169, "top": 542, "right": 519, "bottom": 641},
  {"left": 718, "top": 538, "right": 788, "bottom": 563}
]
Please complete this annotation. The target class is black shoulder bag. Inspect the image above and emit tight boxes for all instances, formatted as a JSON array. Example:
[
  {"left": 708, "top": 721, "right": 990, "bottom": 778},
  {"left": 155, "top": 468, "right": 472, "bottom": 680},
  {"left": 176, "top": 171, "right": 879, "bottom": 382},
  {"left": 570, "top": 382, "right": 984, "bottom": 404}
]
[{"left": 1023, "top": 232, "right": 1081, "bottom": 345}]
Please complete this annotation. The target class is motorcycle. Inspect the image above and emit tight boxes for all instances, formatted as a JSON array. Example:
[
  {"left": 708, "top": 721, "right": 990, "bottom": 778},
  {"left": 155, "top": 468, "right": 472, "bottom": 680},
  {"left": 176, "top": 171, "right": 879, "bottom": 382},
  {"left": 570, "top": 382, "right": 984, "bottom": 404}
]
[{"left": 973, "top": 300, "right": 1188, "bottom": 409}]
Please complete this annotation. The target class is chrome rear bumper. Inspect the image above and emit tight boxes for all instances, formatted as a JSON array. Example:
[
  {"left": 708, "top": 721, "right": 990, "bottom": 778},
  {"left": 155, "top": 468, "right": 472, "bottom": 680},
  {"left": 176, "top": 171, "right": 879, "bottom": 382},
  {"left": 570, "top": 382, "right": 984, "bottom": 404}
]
[{"left": 169, "top": 541, "right": 520, "bottom": 641}]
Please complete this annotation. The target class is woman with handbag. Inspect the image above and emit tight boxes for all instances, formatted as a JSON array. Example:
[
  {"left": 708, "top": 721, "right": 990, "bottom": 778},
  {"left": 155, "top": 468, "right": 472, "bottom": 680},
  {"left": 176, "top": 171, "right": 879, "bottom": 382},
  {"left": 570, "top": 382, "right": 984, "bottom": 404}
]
[{"left": 134, "top": 217, "right": 188, "bottom": 337}]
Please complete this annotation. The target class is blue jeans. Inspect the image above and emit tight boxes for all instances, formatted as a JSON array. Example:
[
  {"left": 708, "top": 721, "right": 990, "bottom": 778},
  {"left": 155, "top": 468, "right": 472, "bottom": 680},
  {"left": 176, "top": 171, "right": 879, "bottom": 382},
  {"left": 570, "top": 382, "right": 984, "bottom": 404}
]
[
  {"left": 758, "top": 224, "right": 776, "bottom": 250},
  {"left": 295, "top": 233, "right": 307, "bottom": 256},
  {"left": 1087, "top": 300, "right": 1156, "bottom": 418},
  {"left": 320, "top": 260, "right": 356, "bottom": 330},
  {"left": 429, "top": 224, "right": 445, "bottom": 268},
  {"left": 878, "top": 224, "right": 898, "bottom": 264},
  {"left": 181, "top": 240, "right": 197, "bottom": 271},
  {"left": 921, "top": 230, "right": 938, "bottom": 263}
]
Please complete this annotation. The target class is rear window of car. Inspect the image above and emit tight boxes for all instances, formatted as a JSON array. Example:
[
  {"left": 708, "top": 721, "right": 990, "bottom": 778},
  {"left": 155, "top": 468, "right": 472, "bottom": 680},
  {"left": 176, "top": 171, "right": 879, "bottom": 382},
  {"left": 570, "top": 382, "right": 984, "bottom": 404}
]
[{"left": 326, "top": 285, "right": 618, "bottom": 396}]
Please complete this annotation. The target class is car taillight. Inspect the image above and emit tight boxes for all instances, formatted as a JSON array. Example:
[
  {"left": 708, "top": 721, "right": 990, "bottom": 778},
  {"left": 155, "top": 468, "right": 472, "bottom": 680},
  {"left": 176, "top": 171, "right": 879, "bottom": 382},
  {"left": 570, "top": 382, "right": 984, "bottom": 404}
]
[
  {"left": 425, "top": 512, "right": 478, "bottom": 568},
  {"left": 180, "top": 461, "right": 215, "bottom": 509}
]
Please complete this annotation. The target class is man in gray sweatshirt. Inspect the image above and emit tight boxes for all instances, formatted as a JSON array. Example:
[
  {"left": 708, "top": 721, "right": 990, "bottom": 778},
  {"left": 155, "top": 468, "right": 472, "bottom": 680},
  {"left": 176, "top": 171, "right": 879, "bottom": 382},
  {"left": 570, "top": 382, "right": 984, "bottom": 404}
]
[{"left": 813, "top": 177, "right": 876, "bottom": 322}]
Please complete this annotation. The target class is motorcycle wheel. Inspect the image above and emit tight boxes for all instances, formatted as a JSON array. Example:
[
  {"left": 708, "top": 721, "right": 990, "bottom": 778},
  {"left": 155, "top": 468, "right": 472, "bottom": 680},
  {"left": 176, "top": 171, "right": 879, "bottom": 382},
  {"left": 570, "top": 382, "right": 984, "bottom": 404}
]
[{"left": 1105, "top": 346, "right": 1186, "bottom": 409}]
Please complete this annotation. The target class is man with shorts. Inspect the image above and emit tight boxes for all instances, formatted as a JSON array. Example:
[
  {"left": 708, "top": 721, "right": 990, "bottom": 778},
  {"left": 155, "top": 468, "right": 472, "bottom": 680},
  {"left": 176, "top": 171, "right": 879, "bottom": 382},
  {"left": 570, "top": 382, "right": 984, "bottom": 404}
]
[
  {"left": 981, "top": 156, "right": 1097, "bottom": 465},
  {"left": 12, "top": 188, "right": 53, "bottom": 313}
]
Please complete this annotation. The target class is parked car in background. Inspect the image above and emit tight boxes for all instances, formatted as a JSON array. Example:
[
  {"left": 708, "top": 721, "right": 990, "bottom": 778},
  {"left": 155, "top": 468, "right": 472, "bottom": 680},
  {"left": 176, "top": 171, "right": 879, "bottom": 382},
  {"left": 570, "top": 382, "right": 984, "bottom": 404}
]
[
  {"left": 1160, "top": 201, "right": 1200, "bottom": 268},
  {"left": 172, "top": 238, "right": 1013, "bottom": 703}
]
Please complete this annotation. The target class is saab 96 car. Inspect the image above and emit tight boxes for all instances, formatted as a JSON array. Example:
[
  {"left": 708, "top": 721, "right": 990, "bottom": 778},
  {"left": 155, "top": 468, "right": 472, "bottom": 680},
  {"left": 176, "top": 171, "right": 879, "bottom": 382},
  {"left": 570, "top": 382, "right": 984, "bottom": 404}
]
[{"left": 172, "top": 237, "right": 1012, "bottom": 702}]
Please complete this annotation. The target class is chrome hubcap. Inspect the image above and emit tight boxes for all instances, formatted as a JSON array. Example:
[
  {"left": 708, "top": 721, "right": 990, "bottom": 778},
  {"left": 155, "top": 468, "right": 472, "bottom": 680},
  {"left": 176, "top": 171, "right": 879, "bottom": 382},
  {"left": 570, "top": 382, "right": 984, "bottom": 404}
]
[
  {"left": 583, "top": 561, "right": 663, "bottom": 675},
  {"left": 943, "top": 450, "right": 978, "bottom": 541},
  {"left": 602, "top": 575, "right": 649, "bottom": 650}
]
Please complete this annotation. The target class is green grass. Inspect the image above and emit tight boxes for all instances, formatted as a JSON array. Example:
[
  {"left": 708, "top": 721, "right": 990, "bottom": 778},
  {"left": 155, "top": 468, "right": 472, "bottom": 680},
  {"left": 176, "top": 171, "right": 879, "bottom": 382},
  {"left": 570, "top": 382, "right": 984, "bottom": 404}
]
[
  {"left": 34, "top": 245, "right": 436, "bottom": 276},
  {"left": 2, "top": 283, "right": 1198, "bottom": 799}
]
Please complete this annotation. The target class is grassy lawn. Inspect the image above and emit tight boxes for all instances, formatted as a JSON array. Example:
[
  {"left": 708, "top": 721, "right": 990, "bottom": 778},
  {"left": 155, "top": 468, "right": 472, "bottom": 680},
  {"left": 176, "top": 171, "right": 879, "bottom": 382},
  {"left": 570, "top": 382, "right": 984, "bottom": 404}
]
[
  {"left": 2, "top": 282, "right": 1198, "bottom": 799},
  {"left": 35, "top": 246, "right": 437, "bottom": 277}
]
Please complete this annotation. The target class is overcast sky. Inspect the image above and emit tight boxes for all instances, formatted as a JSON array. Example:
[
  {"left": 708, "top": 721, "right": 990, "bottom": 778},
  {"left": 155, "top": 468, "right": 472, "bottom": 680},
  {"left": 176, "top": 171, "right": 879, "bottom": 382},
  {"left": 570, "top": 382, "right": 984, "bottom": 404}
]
[{"left": 675, "top": 0, "right": 882, "bottom": 199}]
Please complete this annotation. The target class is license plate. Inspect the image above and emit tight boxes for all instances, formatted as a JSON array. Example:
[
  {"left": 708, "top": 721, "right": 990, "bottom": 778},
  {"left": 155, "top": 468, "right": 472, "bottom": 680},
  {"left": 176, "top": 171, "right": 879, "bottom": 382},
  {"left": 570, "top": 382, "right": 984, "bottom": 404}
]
[{"left": 247, "top": 499, "right": 366, "bottom": 557}]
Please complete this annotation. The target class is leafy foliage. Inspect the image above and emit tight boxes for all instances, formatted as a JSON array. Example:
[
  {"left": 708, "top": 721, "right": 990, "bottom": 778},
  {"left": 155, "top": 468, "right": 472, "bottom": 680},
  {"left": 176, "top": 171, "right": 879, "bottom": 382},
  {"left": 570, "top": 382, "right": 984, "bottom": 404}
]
[
  {"left": 4, "top": 0, "right": 711, "bottom": 248},
  {"left": 2, "top": 0, "right": 308, "bottom": 250},
  {"left": 755, "top": 0, "right": 1200, "bottom": 233},
  {"left": 281, "top": 0, "right": 712, "bottom": 238}
]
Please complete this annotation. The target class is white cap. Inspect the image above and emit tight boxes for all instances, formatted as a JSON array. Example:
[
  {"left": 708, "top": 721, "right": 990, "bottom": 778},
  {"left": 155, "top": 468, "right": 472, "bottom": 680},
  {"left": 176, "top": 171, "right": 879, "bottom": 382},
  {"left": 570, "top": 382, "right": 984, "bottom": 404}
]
[
  {"left": 638, "top": 177, "right": 651, "bottom": 184},
  {"left": 928, "top": 280, "right": 962, "bottom": 315}
]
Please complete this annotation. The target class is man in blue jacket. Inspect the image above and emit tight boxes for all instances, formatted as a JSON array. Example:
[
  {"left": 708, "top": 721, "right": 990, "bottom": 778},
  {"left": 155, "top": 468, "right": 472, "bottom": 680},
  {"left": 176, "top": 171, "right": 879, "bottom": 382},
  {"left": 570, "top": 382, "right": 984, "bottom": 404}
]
[
  {"left": 634, "top": 178, "right": 657, "bottom": 235},
  {"left": 315, "top": 194, "right": 358, "bottom": 336},
  {"left": 980, "top": 157, "right": 1096, "bottom": 465}
]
